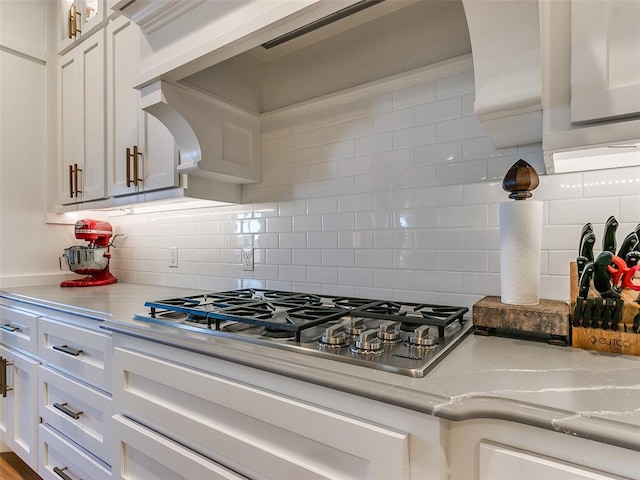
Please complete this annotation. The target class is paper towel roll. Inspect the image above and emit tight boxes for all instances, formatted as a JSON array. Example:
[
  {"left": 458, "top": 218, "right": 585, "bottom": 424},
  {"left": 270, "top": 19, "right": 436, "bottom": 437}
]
[{"left": 500, "top": 200, "right": 543, "bottom": 305}]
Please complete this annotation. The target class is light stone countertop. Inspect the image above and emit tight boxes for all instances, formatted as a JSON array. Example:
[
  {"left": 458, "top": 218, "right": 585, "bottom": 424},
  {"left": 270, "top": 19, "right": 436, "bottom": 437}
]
[{"left": 2, "top": 282, "right": 639, "bottom": 452}]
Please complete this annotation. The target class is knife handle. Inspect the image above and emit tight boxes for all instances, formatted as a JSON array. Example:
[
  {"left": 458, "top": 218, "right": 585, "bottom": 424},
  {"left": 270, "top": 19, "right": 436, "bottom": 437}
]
[
  {"left": 626, "top": 252, "right": 640, "bottom": 268},
  {"left": 581, "top": 298, "right": 593, "bottom": 328},
  {"left": 602, "top": 216, "right": 619, "bottom": 253},
  {"left": 576, "top": 256, "right": 588, "bottom": 280},
  {"left": 611, "top": 299, "right": 624, "bottom": 332},
  {"left": 572, "top": 297, "right": 583, "bottom": 326},
  {"left": 593, "top": 252, "right": 614, "bottom": 293}
]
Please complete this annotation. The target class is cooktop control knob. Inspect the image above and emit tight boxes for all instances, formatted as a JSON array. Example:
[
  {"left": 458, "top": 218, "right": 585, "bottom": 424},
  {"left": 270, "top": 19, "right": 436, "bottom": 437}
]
[
  {"left": 407, "top": 325, "right": 438, "bottom": 347},
  {"left": 351, "top": 329, "right": 384, "bottom": 354},
  {"left": 319, "top": 324, "right": 349, "bottom": 348},
  {"left": 378, "top": 321, "right": 401, "bottom": 342},
  {"left": 343, "top": 317, "right": 365, "bottom": 336}
]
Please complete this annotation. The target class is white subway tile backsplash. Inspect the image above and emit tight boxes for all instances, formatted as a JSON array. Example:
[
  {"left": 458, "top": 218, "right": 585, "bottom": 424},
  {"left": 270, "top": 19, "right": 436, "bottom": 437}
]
[
  {"left": 355, "top": 133, "right": 393, "bottom": 156},
  {"left": 437, "top": 159, "right": 487, "bottom": 186},
  {"left": 393, "top": 166, "right": 437, "bottom": 189},
  {"left": 307, "top": 125, "right": 338, "bottom": 147},
  {"left": 393, "top": 124, "right": 437, "bottom": 149},
  {"left": 373, "top": 149, "right": 415, "bottom": 171},
  {"left": 392, "top": 81, "right": 437, "bottom": 109},
  {"left": 374, "top": 269, "right": 414, "bottom": 290},
  {"left": 436, "top": 71, "right": 475, "bottom": 99},
  {"left": 437, "top": 115, "right": 485, "bottom": 143},
  {"left": 322, "top": 249, "right": 354, "bottom": 267},
  {"left": 415, "top": 141, "right": 462, "bottom": 167},
  {"left": 354, "top": 93, "right": 393, "bottom": 118},
  {"left": 582, "top": 166, "right": 640, "bottom": 198},
  {"left": 322, "top": 213, "right": 355, "bottom": 231},
  {"left": 438, "top": 205, "right": 489, "bottom": 228},
  {"left": 355, "top": 249, "right": 393, "bottom": 268},
  {"left": 111, "top": 61, "right": 629, "bottom": 308},
  {"left": 339, "top": 267, "right": 373, "bottom": 287},
  {"left": 279, "top": 232, "right": 307, "bottom": 248},
  {"left": 620, "top": 195, "right": 640, "bottom": 222},
  {"left": 393, "top": 250, "right": 438, "bottom": 270},
  {"left": 292, "top": 248, "right": 322, "bottom": 266},
  {"left": 373, "top": 109, "right": 414, "bottom": 133},
  {"left": 415, "top": 97, "right": 461, "bottom": 126},
  {"left": 338, "top": 117, "right": 374, "bottom": 140},
  {"left": 307, "top": 231, "right": 338, "bottom": 249},
  {"left": 548, "top": 197, "right": 619, "bottom": 225}
]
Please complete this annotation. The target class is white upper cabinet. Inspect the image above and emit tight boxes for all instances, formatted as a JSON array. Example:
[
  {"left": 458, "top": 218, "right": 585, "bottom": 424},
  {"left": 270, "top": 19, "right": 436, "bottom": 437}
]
[
  {"left": 58, "top": 0, "right": 108, "bottom": 54},
  {"left": 57, "top": 30, "right": 107, "bottom": 205},
  {"left": 570, "top": 0, "right": 640, "bottom": 124},
  {"left": 106, "top": 16, "right": 178, "bottom": 197},
  {"left": 541, "top": 0, "right": 640, "bottom": 168}
]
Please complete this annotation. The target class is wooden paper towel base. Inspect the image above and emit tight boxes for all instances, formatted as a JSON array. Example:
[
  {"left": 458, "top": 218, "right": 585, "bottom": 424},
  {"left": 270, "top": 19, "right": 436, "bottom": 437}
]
[{"left": 472, "top": 296, "right": 570, "bottom": 346}]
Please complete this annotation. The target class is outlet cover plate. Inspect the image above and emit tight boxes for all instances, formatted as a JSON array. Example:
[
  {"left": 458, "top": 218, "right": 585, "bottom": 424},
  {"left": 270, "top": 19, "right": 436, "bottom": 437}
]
[{"left": 242, "top": 247, "right": 254, "bottom": 271}]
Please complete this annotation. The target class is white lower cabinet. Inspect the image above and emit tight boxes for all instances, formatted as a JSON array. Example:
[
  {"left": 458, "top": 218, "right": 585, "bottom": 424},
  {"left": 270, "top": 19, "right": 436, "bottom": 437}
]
[
  {"left": 39, "top": 423, "right": 111, "bottom": 480},
  {"left": 38, "top": 316, "right": 113, "bottom": 393},
  {"left": 479, "top": 441, "right": 627, "bottom": 480},
  {"left": 0, "top": 344, "right": 39, "bottom": 468},
  {"left": 112, "top": 414, "right": 246, "bottom": 480},
  {"left": 112, "top": 346, "right": 417, "bottom": 480},
  {"left": 39, "top": 365, "right": 112, "bottom": 465},
  {"left": 447, "top": 419, "right": 639, "bottom": 480}
]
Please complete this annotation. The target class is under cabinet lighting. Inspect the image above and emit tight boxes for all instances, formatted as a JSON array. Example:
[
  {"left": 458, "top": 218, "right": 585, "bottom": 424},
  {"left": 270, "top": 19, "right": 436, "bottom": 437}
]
[{"left": 551, "top": 143, "right": 640, "bottom": 173}]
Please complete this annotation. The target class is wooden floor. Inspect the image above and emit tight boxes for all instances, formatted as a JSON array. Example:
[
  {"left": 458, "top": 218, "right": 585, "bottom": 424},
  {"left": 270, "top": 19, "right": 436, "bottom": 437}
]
[{"left": 0, "top": 453, "right": 41, "bottom": 480}]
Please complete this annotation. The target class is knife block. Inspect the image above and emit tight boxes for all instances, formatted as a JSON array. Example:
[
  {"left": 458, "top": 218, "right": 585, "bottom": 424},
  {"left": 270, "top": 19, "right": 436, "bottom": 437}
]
[
  {"left": 472, "top": 296, "right": 570, "bottom": 346},
  {"left": 569, "top": 262, "right": 640, "bottom": 356}
]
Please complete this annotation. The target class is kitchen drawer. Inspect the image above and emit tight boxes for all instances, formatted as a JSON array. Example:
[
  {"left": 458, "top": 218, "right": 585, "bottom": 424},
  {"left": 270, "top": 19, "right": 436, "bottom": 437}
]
[
  {"left": 39, "top": 365, "right": 112, "bottom": 466},
  {"left": 0, "top": 304, "right": 38, "bottom": 355},
  {"left": 39, "top": 317, "right": 112, "bottom": 393},
  {"left": 112, "top": 414, "right": 247, "bottom": 480},
  {"left": 114, "top": 347, "right": 409, "bottom": 480},
  {"left": 39, "top": 423, "right": 111, "bottom": 480}
]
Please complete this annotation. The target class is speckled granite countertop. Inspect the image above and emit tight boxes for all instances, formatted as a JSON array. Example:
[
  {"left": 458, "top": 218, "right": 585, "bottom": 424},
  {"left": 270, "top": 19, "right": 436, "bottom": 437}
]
[{"left": 2, "top": 283, "right": 639, "bottom": 452}]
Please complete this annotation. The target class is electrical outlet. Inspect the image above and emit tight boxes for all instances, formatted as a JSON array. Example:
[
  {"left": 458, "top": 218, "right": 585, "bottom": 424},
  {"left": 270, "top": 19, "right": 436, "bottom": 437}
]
[
  {"left": 242, "top": 247, "right": 254, "bottom": 271},
  {"left": 169, "top": 247, "right": 178, "bottom": 268}
]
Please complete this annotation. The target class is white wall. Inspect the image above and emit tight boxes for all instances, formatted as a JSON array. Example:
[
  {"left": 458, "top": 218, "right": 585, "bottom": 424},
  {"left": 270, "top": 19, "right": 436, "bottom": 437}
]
[
  {"left": 108, "top": 57, "right": 640, "bottom": 312},
  {"left": 0, "top": 1, "right": 77, "bottom": 288}
]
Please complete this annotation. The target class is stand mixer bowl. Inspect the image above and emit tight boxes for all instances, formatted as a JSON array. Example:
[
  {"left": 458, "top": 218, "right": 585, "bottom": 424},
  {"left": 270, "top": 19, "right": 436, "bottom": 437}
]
[{"left": 61, "top": 246, "right": 109, "bottom": 273}]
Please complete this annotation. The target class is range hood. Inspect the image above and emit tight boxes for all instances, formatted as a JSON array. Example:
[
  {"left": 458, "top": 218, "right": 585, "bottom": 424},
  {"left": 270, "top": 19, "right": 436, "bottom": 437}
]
[{"left": 118, "top": 0, "right": 545, "bottom": 185}]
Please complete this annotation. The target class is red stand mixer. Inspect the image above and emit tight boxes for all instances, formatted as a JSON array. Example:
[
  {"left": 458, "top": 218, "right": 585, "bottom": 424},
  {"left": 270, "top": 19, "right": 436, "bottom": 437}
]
[{"left": 59, "top": 219, "right": 118, "bottom": 287}]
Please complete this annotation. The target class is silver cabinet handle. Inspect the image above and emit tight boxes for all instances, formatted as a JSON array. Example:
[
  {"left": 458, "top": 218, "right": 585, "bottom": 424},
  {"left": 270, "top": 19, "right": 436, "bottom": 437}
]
[
  {"left": 0, "top": 323, "right": 17, "bottom": 332},
  {"left": 0, "top": 356, "right": 13, "bottom": 398},
  {"left": 52, "top": 344, "right": 83, "bottom": 356},
  {"left": 54, "top": 402, "right": 83, "bottom": 420},
  {"left": 54, "top": 466, "right": 79, "bottom": 480}
]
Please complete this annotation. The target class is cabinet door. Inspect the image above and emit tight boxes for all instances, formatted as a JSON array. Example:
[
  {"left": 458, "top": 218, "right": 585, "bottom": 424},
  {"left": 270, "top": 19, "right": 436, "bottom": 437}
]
[
  {"left": 113, "top": 414, "right": 246, "bottom": 480},
  {"left": 0, "top": 305, "right": 38, "bottom": 356},
  {"left": 58, "top": 0, "right": 107, "bottom": 54},
  {"left": 39, "top": 365, "right": 112, "bottom": 465},
  {"left": 38, "top": 317, "right": 113, "bottom": 393},
  {"left": 57, "top": 30, "right": 106, "bottom": 205},
  {"left": 0, "top": 344, "right": 40, "bottom": 470},
  {"left": 107, "top": 15, "right": 178, "bottom": 197},
  {"left": 479, "top": 442, "right": 627, "bottom": 480},
  {"left": 114, "top": 347, "right": 409, "bottom": 480},
  {"left": 571, "top": 0, "right": 640, "bottom": 124},
  {"left": 39, "top": 423, "right": 111, "bottom": 480}
]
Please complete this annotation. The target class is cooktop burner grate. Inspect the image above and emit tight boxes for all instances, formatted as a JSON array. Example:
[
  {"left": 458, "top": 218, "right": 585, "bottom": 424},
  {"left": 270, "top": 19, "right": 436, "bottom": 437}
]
[{"left": 136, "top": 289, "right": 471, "bottom": 377}]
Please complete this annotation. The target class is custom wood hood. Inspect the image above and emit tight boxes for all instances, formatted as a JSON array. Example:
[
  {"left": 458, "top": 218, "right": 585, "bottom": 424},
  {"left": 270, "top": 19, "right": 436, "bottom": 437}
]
[{"left": 115, "top": 0, "right": 543, "bottom": 173}]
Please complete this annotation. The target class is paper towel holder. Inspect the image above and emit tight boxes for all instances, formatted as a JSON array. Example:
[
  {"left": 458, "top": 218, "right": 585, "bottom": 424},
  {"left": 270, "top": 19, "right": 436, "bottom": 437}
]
[{"left": 502, "top": 159, "right": 539, "bottom": 200}]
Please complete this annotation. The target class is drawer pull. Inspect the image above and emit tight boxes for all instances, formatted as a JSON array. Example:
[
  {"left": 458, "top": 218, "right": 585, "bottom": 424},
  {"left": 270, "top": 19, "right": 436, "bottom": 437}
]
[
  {"left": 53, "top": 466, "right": 79, "bottom": 480},
  {"left": 53, "top": 344, "right": 83, "bottom": 356},
  {"left": 54, "top": 402, "right": 83, "bottom": 420},
  {"left": 0, "top": 323, "right": 17, "bottom": 332},
  {"left": 0, "top": 356, "right": 13, "bottom": 398}
]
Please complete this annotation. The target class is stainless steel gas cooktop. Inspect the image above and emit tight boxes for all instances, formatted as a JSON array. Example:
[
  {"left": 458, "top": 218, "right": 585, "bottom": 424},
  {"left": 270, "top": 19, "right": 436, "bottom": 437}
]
[{"left": 133, "top": 289, "right": 472, "bottom": 378}]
